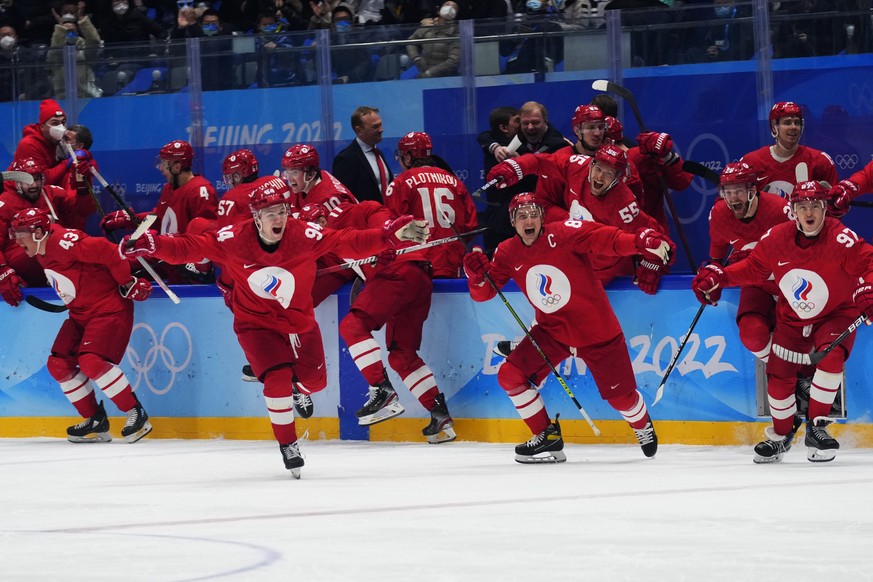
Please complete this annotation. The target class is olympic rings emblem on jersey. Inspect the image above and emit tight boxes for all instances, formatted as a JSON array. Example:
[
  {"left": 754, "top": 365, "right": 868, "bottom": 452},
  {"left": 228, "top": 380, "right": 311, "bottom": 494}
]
[
  {"left": 834, "top": 154, "right": 858, "bottom": 170},
  {"left": 125, "top": 322, "right": 193, "bottom": 395},
  {"left": 540, "top": 293, "right": 562, "bottom": 307},
  {"left": 791, "top": 301, "right": 815, "bottom": 312}
]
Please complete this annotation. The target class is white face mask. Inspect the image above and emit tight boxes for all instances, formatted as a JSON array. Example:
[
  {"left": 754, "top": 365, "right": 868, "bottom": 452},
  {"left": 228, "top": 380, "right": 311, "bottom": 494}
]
[
  {"left": 439, "top": 5, "right": 457, "bottom": 20},
  {"left": 0, "top": 35, "right": 14, "bottom": 50},
  {"left": 112, "top": 2, "right": 128, "bottom": 15},
  {"left": 49, "top": 124, "right": 67, "bottom": 141}
]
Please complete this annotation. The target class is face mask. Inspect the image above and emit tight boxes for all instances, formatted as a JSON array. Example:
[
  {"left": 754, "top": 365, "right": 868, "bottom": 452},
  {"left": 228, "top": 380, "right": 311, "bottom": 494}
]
[
  {"left": 439, "top": 5, "right": 456, "bottom": 20},
  {"left": 62, "top": 13, "right": 76, "bottom": 21},
  {"left": 65, "top": 31, "right": 78, "bottom": 45},
  {"left": 714, "top": 5, "right": 733, "bottom": 17},
  {"left": 334, "top": 20, "right": 351, "bottom": 33},
  {"left": 112, "top": 3, "right": 128, "bottom": 15},
  {"left": 526, "top": 0, "right": 543, "bottom": 10},
  {"left": 202, "top": 23, "right": 218, "bottom": 36},
  {"left": 0, "top": 35, "right": 15, "bottom": 50},
  {"left": 261, "top": 23, "right": 278, "bottom": 33},
  {"left": 49, "top": 124, "right": 67, "bottom": 141}
]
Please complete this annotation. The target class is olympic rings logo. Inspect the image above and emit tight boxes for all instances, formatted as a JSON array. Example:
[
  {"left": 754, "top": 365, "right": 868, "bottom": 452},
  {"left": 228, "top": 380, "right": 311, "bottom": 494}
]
[
  {"left": 125, "top": 322, "right": 193, "bottom": 395},
  {"left": 849, "top": 83, "right": 873, "bottom": 113},
  {"left": 834, "top": 154, "right": 858, "bottom": 170},
  {"left": 454, "top": 169, "right": 469, "bottom": 181},
  {"left": 540, "top": 293, "right": 562, "bottom": 307},
  {"left": 791, "top": 301, "right": 815, "bottom": 312}
]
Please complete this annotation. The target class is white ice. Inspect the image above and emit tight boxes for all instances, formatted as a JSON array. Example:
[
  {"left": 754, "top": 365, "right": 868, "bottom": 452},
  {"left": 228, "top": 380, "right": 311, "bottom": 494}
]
[{"left": 3, "top": 438, "right": 873, "bottom": 581}]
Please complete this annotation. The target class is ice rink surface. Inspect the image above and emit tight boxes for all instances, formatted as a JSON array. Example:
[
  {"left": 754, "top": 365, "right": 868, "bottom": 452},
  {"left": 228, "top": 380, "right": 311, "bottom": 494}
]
[{"left": 3, "top": 437, "right": 873, "bottom": 581}]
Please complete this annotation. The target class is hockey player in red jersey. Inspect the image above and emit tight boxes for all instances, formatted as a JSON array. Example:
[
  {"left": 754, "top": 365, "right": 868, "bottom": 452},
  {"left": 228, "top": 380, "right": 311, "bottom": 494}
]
[
  {"left": 0, "top": 157, "right": 96, "bottom": 292},
  {"left": 741, "top": 102, "right": 838, "bottom": 199},
  {"left": 282, "top": 143, "right": 358, "bottom": 213},
  {"left": 120, "top": 178, "right": 429, "bottom": 477},
  {"left": 692, "top": 181, "right": 873, "bottom": 463},
  {"left": 10, "top": 208, "right": 153, "bottom": 443},
  {"left": 827, "top": 159, "right": 873, "bottom": 218},
  {"left": 463, "top": 193, "right": 676, "bottom": 463},
  {"left": 707, "top": 161, "right": 796, "bottom": 363},
  {"left": 339, "top": 132, "right": 473, "bottom": 443},
  {"left": 218, "top": 148, "right": 276, "bottom": 228},
  {"left": 101, "top": 140, "right": 219, "bottom": 283}
]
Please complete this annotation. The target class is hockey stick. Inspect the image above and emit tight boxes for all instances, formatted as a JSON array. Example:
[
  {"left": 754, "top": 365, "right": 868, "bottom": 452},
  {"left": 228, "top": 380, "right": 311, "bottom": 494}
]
[
  {"left": 445, "top": 212, "right": 601, "bottom": 436},
  {"left": 315, "top": 227, "right": 489, "bottom": 275},
  {"left": 24, "top": 294, "right": 68, "bottom": 313},
  {"left": 2, "top": 171, "right": 34, "bottom": 184},
  {"left": 592, "top": 79, "right": 698, "bottom": 272},
  {"left": 471, "top": 177, "right": 500, "bottom": 203},
  {"left": 772, "top": 314, "right": 869, "bottom": 365},
  {"left": 681, "top": 160, "right": 721, "bottom": 185},
  {"left": 850, "top": 200, "right": 873, "bottom": 208},
  {"left": 61, "top": 141, "right": 106, "bottom": 218}
]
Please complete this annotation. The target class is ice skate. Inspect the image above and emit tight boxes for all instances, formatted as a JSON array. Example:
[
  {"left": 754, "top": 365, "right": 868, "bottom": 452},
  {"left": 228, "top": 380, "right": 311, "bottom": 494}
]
[
  {"left": 633, "top": 421, "right": 658, "bottom": 458},
  {"left": 67, "top": 401, "right": 112, "bottom": 443},
  {"left": 805, "top": 416, "right": 839, "bottom": 463},
  {"left": 515, "top": 414, "right": 566, "bottom": 464},
  {"left": 422, "top": 392, "right": 456, "bottom": 444},
  {"left": 292, "top": 385, "right": 314, "bottom": 419},
  {"left": 121, "top": 401, "right": 152, "bottom": 443},
  {"left": 241, "top": 364, "right": 258, "bottom": 383},
  {"left": 492, "top": 339, "right": 520, "bottom": 358},
  {"left": 753, "top": 416, "right": 802, "bottom": 464},
  {"left": 279, "top": 442, "right": 304, "bottom": 479},
  {"left": 356, "top": 381, "right": 405, "bottom": 426}
]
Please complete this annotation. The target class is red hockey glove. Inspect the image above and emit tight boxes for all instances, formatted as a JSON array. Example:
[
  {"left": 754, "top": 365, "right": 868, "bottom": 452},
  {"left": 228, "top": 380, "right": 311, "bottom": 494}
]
[
  {"left": 101, "top": 209, "right": 137, "bottom": 232},
  {"left": 852, "top": 283, "right": 873, "bottom": 320},
  {"left": 636, "top": 132, "right": 678, "bottom": 165},
  {"left": 0, "top": 264, "right": 24, "bottom": 307},
  {"left": 827, "top": 179, "right": 859, "bottom": 219},
  {"left": 216, "top": 277, "right": 234, "bottom": 310},
  {"left": 726, "top": 248, "right": 752, "bottom": 265},
  {"left": 691, "top": 264, "right": 725, "bottom": 305},
  {"left": 120, "top": 276, "right": 152, "bottom": 301},
  {"left": 634, "top": 228, "right": 675, "bottom": 266},
  {"left": 463, "top": 250, "right": 490, "bottom": 287},
  {"left": 636, "top": 257, "right": 665, "bottom": 295},
  {"left": 299, "top": 203, "right": 327, "bottom": 224},
  {"left": 382, "top": 215, "right": 429, "bottom": 246},
  {"left": 118, "top": 230, "right": 160, "bottom": 259},
  {"left": 374, "top": 247, "right": 397, "bottom": 269},
  {"left": 486, "top": 159, "right": 524, "bottom": 189}
]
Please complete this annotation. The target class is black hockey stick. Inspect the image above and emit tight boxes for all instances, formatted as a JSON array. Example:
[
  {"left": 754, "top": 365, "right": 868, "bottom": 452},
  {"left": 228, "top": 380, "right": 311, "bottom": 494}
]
[
  {"left": 592, "top": 79, "right": 697, "bottom": 272},
  {"left": 849, "top": 200, "right": 873, "bottom": 208},
  {"left": 682, "top": 160, "right": 721, "bottom": 185},
  {"left": 24, "top": 294, "right": 68, "bottom": 313},
  {"left": 444, "top": 212, "right": 601, "bottom": 436},
  {"left": 772, "top": 314, "right": 869, "bottom": 365}
]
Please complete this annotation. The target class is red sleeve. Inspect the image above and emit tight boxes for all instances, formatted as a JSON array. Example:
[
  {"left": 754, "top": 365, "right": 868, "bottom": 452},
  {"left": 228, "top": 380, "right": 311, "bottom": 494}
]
[
  {"left": 66, "top": 233, "right": 132, "bottom": 285},
  {"left": 847, "top": 161, "right": 873, "bottom": 196}
]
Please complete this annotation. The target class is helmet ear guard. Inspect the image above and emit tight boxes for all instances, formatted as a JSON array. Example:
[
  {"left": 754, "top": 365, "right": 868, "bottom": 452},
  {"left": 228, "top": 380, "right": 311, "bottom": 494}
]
[{"left": 396, "top": 131, "right": 433, "bottom": 160}]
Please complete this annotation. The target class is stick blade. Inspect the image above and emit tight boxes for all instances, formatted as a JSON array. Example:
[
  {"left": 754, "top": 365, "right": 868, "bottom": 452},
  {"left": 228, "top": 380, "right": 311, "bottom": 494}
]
[
  {"left": 591, "top": 79, "right": 609, "bottom": 92},
  {"left": 130, "top": 214, "right": 157, "bottom": 240},
  {"left": 25, "top": 295, "right": 68, "bottom": 313},
  {"left": 2, "top": 171, "right": 34, "bottom": 185}
]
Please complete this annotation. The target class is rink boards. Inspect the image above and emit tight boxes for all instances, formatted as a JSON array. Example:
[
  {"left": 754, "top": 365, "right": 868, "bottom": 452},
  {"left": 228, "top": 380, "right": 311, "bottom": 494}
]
[{"left": 2, "top": 277, "right": 872, "bottom": 447}]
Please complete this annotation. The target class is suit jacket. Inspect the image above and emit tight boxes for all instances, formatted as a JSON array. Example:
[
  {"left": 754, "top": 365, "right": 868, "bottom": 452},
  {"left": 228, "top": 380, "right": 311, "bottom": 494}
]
[{"left": 331, "top": 139, "right": 394, "bottom": 204}]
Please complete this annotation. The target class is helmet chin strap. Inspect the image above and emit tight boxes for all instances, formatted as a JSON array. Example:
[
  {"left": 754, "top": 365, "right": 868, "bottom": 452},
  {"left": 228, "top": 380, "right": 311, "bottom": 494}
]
[
  {"left": 33, "top": 229, "right": 49, "bottom": 254},
  {"left": 742, "top": 192, "right": 759, "bottom": 219}
]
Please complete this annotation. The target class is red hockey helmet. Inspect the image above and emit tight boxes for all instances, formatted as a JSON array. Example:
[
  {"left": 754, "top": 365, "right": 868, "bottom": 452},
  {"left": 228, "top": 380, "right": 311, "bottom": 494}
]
[
  {"left": 769, "top": 101, "right": 803, "bottom": 125},
  {"left": 593, "top": 143, "right": 628, "bottom": 175},
  {"left": 720, "top": 161, "right": 757, "bottom": 187},
  {"left": 12, "top": 157, "right": 45, "bottom": 180},
  {"left": 789, "top": 180, "right": 830, "bottom": 205},
  {"left": 299, "top": 203, "right": 328, "bottom": 224},
  {"left": 249, "top": 177, "right": 291, "bottom": 214},
  {"left": 604, "top": 116, "right": 624, "bottom": 143},
  {"left": 397, "top": 131, "right": 432, "bottom": 160},
  {"left": 508, "top": 192, "right": 543, "bottom": 223},
  {"left": 282, "top": 144, "right": 320, "bottom": 172},
  {"left": 222, "top": 149, "right": 259, "bottom": 186},
  {"left": 572, "top": 105, "right": 604, "bottom": 129},
  {"left": 9, "top": 207, "right": 51, "bottom": 239},
  {"left": 159, "top": 140, "right": 194, "bottom": 168}
]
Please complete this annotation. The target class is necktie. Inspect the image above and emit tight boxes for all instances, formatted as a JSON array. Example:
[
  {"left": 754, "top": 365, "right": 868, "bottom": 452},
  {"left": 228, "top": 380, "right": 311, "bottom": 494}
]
[{"left": 373, "top": 147, "right": 388, "bottom": 196}]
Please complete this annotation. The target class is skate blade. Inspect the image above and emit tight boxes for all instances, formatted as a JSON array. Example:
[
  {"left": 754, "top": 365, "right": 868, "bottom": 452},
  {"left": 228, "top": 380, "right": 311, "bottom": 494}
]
[
  {"left": 753, "top": 453, "right": 785, "bottom": 464},
  {"left": 426, "top": 426, "right": 457, "bottom": 444},
  {"left": 807, "top": 447, "right": 836, "bottom": 463},
  {"left": 67, "top": 432, "right": 112, "bottom": 444},
  {"left": 357, "top": 402, "right": 405, "bottom": 426},
  {"left": 289, "top": 468, "right": 302, "bottom": 479},
  {"left": 514, "top": 450, "right": 567, "bottom": 464},
  {"left": 241, "top": 374, "right": 259, "bottom": 383},
  {"left": 124, "top": 422, "right": 153, "bottom": 444}
]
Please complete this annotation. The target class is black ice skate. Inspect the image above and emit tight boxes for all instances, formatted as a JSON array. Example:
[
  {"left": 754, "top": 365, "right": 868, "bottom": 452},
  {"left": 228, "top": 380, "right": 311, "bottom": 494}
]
[
  {"left": 422, "top": 392, "right": 456, "bottom": 444},
  {"left": 279, "top": 442, "right": 304, "bottom": 479},
  {"left": 241, "top": 364, "right": 258, "bottom": 383},
  {"left": 805, "top": 416, "right": 839, "bottom": 463},
  {"left": 356, "top": 381, "right": 404, "bottom": 426},
  {"left": 492, "top": 339, "right": 520, "bottom": 358},
  {"left": 515, "top": 414, "right": 566, "bottom": 464},
  {"left": 292, "top": 385, "right": 314, "bottom": 419},
  {"left": 633, "top": 421, "right": 658, "bottom": 458},
  {"left": 753, "top": 415, "right": 802, "bottom": 464},
  {"left": 67, "top": 400, "right": 112, "bottom": 443},
  {"left": 121, "top": 400, "right": 152, "bottom": 443}
]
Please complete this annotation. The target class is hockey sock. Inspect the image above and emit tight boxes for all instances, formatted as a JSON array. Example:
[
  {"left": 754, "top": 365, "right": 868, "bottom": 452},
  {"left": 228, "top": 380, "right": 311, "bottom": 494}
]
[
  {"left": 608, "top": 390, "right": 649, "bottom": 430},
  {"left": 340, "top": 312, "right": 387, "bottom": 386},
  {"left": 58, "top": 372, "right": 99, "bottom": 418},
  {"left": 388, "top": 351, "right": 438, "bottom": 410},
  {"left": 80, "top": 354, "right": 137, "bottom": 412},
  {"left": 263, "top": 367, "right": 297, "bottom": 444},
  {"left": 807, "top": 368, "right": 842, "bottom": 420},
  {"left": 507, "top": 384, "right": 550, "bottom": 435},
  {"left": 766, "top": 375, "right": 798, "bottom": 435}
]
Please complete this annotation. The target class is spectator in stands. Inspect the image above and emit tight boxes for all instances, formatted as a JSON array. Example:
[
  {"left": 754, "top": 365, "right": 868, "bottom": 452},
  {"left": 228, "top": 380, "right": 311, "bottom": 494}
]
[
  {"left": 477, "top": 105, "right": 520, "bottom": 175},
  {"left": 405, "top": 1, "right": 460, "bottom": 78},
  {"left": 330, "top": 3, "right": 373, "bottom": 84},
  {"left": 47, "top": 8, "right": 103, "bottom": 99},
  {"left": 0, "top": 24, "right": 52, "bottom": 102},
  {"left": 500, "top": 4, "right": 564, "bottom": 73},
  {"left": 253, "top": 10, "right": 300, "bottom": 87},
  {"left": 682, "top": 0, "right": 753, "bottom": 64},
  {"left": 332, "top": 105, "right": 393, "bottom": 203},
  {"left": 0, "top": 0, "right": 28, "bottom": 43},
  {"left": 99, "top": 0, "right": 167, "bottom": 59},
  {"left": 169, "top": 7, "right": 234, "bottom": 90}
]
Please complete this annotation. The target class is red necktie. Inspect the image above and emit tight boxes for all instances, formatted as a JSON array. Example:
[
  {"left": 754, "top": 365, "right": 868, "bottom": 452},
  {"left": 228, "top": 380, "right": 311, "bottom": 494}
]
[{"left": 373, "top": 147, "right": 388, "bottom": 196}]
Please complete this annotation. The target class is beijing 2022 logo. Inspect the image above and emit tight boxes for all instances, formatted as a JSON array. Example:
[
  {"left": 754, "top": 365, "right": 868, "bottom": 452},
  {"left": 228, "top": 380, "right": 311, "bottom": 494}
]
[{"left": 125, "top": 322, "right": 193, "bottom": 395}]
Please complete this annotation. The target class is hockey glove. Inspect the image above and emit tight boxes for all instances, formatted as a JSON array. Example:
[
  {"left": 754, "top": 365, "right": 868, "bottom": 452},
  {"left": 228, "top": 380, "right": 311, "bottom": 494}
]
[
  {"left": 101, "top": 209, "right": 138, "bottom": 232},
  {"left": 636, "top": 258, "right": 665, "bottom": 295},
  {"left": 463, "top": 249, "right": 490, "bottom": 287},
  {"left": 636, "top": 132, "right": 679, "bottom": 166},
  {"left": 634, "top": 228, "right": 675, "bottom": 265},
  {"left": 827, "top": 179, "right": 859, "bottom": 219},
  {"left": 852, "top": 283, "right": 873, "bottom": 321},
  {"left": 374, "top": 247, "right": 397, "bottom": 269},
  {"left": 691, "top": 264, "right": 725, "bottom": 306},
  {"left": 299, "top": 203, "right": 327, "bottom": 225},
  {"left": 382, "top": 215, "right": 429, "bottom": 246},
  {"left": 0, "top": 264, "right": 24, "bottom": 307},
  {"left": 486, "top": 159, "right": 524, "bottom": 189},
  {"left": 120, "top": 276, "right": 152, "bottom": 301},
  {"left": 216, "top": 277, "right": 234, "bottom": 310},
  {"left": 726, "top": 248, "right": 752, "bottom": 265},
  {"left": 118, "top": 230, "right": 160, "bottom": 259}
]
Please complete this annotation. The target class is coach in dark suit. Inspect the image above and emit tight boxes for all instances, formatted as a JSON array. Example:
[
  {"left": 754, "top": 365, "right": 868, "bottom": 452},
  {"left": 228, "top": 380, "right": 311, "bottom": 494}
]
[{"left": 332, "top": 106, "right": 393, "bottom": 203}]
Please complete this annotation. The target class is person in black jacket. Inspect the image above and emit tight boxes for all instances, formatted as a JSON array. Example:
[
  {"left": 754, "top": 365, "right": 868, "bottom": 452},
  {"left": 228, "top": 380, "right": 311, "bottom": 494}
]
[{"left": 332, "top": 105, "right": 394, "bottom": 204}]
